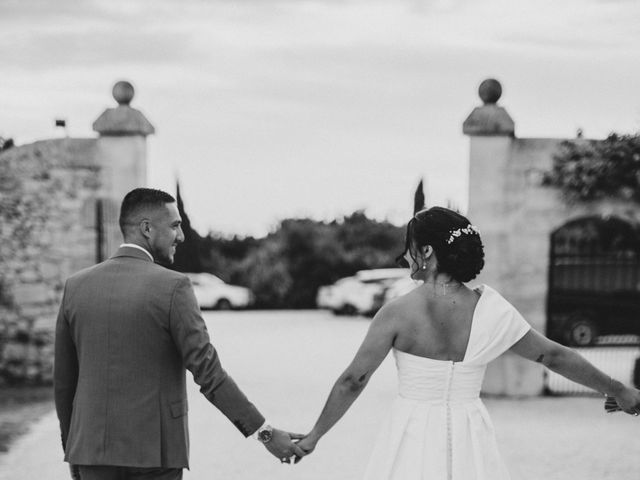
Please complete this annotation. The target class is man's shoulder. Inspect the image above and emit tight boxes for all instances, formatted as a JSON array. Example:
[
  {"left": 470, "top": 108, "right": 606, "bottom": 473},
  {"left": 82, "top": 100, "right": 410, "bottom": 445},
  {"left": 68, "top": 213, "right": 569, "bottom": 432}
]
[
  {"left": 151, "top": 265, "right": 189, "bottom": 284},
  {"left": 66, "top": 258, "right": 189, "bottom": 287},
  {"left": 66, "top": 262, "right": 104, "bottom": 285},
  {"left": 127, "top": 262, "right": 193, "bottom": 292}
]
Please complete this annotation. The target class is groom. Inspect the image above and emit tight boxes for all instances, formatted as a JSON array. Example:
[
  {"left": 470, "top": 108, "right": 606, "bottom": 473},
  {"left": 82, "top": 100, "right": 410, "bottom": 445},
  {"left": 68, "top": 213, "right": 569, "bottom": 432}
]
[{"left": 54, "top": 188, "right": 305, "bottom": 480}]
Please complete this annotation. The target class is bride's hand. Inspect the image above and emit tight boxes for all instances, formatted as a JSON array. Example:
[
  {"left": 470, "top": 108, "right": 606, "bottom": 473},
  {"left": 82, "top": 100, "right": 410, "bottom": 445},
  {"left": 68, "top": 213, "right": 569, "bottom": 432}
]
[
  {"left": 614, "top": 386, "right": 640, "bottom": 416},
  {"left": 293, "top": 433, "right": 320, "bottom": 463}
]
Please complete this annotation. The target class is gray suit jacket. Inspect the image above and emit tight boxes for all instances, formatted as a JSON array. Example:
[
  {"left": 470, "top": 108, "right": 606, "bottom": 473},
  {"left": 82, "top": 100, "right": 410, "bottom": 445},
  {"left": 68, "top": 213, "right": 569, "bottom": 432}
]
[{"left": 54, "top": 246, "right": 265, "bottom": 468}]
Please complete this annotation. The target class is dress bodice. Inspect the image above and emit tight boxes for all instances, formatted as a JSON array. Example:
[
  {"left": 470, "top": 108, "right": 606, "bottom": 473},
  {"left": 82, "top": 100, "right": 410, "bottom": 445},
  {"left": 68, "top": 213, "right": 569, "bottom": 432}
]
[
  {"left": 363, "top": 285, "right": 532, "bottom": 480},
  {"left": 394, "top": 351, "right": 486, "bottom": 404}
]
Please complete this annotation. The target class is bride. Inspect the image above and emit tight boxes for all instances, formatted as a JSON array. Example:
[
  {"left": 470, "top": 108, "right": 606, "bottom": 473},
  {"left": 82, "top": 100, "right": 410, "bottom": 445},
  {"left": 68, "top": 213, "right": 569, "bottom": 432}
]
[{"left": 296, "top": 206, "right": 640, "bottom": 479}]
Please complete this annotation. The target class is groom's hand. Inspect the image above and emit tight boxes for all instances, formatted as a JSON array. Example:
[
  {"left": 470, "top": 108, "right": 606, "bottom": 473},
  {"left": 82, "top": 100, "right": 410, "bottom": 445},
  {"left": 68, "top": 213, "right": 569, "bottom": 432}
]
[
  {"left": 263, "top": 428, "right": 306, "bottom": 464},
  {"left": 69, "top": 464, "right": 81, "bottom": 480}
]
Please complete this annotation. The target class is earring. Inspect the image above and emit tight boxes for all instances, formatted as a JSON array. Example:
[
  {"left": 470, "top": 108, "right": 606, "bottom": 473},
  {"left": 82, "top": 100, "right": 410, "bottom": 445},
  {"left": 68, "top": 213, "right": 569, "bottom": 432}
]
[{"left": 421, "top": 265, "right": 427, "bottom": 270}]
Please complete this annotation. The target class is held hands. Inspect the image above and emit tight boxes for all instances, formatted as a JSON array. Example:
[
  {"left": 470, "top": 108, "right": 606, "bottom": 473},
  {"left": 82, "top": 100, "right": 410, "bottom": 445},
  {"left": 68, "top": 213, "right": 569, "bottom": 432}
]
[
  {"left": 604, "top": 386, "right": 640, "bottom": 416},
  {"left": 293, "top": 432, "right": 320, "bottom": 464},
  {"left": 262, "top": 428, "right": 307, "bottom": 464}
]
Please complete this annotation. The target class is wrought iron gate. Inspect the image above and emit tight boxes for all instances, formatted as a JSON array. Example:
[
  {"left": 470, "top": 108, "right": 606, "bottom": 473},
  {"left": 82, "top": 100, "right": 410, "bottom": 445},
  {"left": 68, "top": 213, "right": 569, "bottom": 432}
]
[{"left": 547, "top": 215, "right": 640, "bottom": 347}]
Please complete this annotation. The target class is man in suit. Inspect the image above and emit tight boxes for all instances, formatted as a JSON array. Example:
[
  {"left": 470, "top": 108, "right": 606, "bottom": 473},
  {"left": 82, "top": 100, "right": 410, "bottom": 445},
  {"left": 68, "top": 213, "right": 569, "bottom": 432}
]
[{"left": 55, "top": 188, "right": 305, "bottom": 480}]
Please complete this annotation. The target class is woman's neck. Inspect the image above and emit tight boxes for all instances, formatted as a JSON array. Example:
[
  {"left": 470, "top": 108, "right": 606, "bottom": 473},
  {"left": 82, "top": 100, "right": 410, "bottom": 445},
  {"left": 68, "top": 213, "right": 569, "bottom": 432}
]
[{"left": 421, "top": 275, "right": 463, "bottom": 296}]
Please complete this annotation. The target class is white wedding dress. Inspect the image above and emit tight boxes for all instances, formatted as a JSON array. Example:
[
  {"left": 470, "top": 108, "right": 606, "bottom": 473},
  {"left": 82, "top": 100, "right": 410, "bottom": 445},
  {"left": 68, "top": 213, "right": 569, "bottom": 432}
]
[{"left": 362, "top": 285, "right": 531, "bottom": 480}]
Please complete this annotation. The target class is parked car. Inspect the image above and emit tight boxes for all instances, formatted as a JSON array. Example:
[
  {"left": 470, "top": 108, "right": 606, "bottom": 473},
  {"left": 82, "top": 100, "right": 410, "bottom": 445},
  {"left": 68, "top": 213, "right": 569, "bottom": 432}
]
[
  {"left": 186, "top": 273, "right": 254, "bottom": 310},
  {"left": 547, "top": 290, "right": 640, "bottom": 346},
  {"left": 316, "top": 268, "right": 409, "bottom": 316},
  {"left": 316, "top": 276, "right": 356, "bottom": 311},
  {"left": 355, "top": 268, "right": 407, "bottom": 283}
]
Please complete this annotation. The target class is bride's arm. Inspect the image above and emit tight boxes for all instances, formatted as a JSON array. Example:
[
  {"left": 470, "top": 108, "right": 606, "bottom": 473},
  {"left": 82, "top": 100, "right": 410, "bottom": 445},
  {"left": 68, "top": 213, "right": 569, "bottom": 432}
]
[
  {"left": 510, "top": 329, "right": 640, "bottom": 414},
  {"left": 297, "top": 307, "right": 397, "bottom": 453}
]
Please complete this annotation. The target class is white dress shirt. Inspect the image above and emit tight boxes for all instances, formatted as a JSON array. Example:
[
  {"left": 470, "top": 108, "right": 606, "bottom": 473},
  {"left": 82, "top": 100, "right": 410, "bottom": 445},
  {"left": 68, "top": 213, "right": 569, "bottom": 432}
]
[{"left": 120, "top": 243, "right": 154, "bottom": 262}]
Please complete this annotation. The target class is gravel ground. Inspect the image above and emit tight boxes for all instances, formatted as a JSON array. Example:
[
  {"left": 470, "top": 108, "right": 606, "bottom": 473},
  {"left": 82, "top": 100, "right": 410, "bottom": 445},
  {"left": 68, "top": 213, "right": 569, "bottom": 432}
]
[{"left": 1, "top": 310, "right": 638, "bottom": 480}]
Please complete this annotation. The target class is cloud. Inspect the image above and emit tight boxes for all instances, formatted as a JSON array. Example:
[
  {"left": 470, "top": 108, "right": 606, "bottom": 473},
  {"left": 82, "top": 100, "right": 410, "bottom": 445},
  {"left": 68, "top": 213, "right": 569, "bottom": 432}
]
[
  {"left": 3, "top": 0, "right": 638, "bottom": 73},
  {"left": 2, "top": 0, "right": 640, "bottom": 234}
]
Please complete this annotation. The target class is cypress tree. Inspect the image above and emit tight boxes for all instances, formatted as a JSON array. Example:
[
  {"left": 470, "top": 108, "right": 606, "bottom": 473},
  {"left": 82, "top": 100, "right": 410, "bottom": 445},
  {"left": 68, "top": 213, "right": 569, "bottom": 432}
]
[
  {"left": 413, "top": 179, "right": 426, "bottom": 214},
  {"left": 172, "top": 182, "right": 204, "bottom": 272}
]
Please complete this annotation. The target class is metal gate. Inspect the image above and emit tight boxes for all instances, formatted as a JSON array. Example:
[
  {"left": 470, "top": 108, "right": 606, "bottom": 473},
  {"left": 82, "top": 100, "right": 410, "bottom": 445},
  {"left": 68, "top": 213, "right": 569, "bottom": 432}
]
[
  {"left": 547, "top": 215, "right": 640, "bottom": 347},
  {"left": 546, "top": 216, "right": 640, "bottom": 394}
]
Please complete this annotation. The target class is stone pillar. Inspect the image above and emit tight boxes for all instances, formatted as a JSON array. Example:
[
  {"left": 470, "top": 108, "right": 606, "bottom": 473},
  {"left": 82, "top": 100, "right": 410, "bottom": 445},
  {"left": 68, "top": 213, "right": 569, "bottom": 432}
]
[
  {"left": 464, "top": 79, "right": 543, "bottom": 396},
  {"left": 93, "top": 81, "right": 155, "bottom": 256},
  {"left": 463, "top": 79, "right": 514, "bottom": 290}
]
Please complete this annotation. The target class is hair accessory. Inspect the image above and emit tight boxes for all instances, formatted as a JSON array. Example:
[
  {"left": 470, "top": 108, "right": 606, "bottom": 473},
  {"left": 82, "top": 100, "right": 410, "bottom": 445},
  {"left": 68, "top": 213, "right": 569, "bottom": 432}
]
[{"left": 445, "top": 224, "right": 479, "bottom": 245}]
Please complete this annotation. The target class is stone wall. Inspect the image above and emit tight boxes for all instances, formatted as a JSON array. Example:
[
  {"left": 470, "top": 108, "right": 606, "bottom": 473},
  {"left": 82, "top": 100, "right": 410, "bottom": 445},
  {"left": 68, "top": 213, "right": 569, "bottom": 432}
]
[
  {"left": 465, "top": 80, "right": 640, "bottom": 395},
  {"left": 0, "top": 81, "right": 153, "bottom": 385},
  {"left": 0, "top": 139, "right": 101, "bottom": 384},
  {"left": 470, "top": 135, "right": 640, "bottom": 395}
]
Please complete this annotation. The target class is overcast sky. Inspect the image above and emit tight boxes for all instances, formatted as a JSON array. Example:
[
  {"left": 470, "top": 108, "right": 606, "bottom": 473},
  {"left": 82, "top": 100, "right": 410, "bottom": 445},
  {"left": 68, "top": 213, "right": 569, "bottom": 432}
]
[{"left": 1, "top": 0, "right": 639, "bottom": 236}]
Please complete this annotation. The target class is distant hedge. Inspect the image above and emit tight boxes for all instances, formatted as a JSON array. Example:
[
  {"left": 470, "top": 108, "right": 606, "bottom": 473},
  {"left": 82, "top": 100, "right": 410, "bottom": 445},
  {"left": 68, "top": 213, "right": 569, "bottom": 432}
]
[{"left": 172, "top": 211, "right": 406, "bottom": 308}]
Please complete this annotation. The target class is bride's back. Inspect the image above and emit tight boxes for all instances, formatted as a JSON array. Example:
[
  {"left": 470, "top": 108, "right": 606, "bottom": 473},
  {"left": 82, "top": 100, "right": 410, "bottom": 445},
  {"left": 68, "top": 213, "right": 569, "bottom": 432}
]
[{"left": 390, "top": 285, "right": 481, "bottom": 363}]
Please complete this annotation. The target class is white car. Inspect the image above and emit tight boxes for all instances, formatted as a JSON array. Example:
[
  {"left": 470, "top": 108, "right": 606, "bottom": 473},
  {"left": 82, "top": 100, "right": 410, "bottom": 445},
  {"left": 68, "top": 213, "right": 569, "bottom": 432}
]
[
  {"left": 316, "top": 279, "right": 347, "bottom": 310},
  {"left": 316, "top": 276, "right": 363, "bottom": 314},
  {"left": 355, "top": 268, "right": 407, "bottom": 283},
  {"left": 379, "top": 276, "right": 422, "bottom": 305},
  {"left": 186, "top": 273, "right": 254, "bottom": 310},
  {"left": 316, "top": 269, "right": 410, "bottom": 316}
]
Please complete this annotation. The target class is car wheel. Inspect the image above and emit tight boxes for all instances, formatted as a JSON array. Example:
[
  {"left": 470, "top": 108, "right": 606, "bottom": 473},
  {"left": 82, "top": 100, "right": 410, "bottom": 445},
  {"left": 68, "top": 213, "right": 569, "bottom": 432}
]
[
  {"left": 565, "top": 313, "right": 598, "bottom": 347},
  {"left": 215, "top": 298, "right": 232, "bottom": 310}
]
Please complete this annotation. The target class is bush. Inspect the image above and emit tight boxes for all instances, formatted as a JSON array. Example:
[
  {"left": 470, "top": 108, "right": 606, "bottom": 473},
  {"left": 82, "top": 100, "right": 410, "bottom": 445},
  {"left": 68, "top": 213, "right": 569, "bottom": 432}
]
[{"left": 544, "top": 133, "right": 640, "bottom": 203}]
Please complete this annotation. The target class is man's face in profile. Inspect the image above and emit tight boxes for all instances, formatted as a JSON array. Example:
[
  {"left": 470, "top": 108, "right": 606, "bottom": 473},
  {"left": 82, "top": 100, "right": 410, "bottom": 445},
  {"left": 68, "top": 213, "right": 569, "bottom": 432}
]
[{"left": 148, "top": 202, "right": 184, "bottom": 265}]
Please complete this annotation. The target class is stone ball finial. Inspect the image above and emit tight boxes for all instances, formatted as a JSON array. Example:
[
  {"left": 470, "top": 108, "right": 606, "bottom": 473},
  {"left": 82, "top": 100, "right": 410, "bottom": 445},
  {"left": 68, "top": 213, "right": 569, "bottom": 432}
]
[
  {"left": 94, "top": 80, "right": 154, "bottom": 136},
  {"left": 112, "top": 81, "right": 135, "bottom": 106},
  {"left": 478, "top": 78, "right": 502, "bottom": 104}
]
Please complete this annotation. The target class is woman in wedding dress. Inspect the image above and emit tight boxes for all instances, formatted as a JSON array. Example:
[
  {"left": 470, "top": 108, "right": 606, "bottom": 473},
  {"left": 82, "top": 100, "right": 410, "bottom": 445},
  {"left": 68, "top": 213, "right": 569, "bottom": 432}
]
[{"left": 296, "top": 206, "right": 640, "bottom": 479}]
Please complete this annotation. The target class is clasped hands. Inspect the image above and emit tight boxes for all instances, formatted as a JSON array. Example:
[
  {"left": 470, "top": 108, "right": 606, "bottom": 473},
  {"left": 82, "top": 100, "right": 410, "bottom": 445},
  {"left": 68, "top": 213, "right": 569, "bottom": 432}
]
[
  {"left": 261, "top": 428, "right": 319, "bottom": 465},
  {"left": 604, "top": 386, "right": 640, "bottom": 416}
]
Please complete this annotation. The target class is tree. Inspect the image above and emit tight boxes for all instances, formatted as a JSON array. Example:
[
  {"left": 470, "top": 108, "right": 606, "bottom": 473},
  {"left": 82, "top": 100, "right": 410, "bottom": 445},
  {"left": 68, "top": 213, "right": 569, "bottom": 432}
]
[
  {"left": 544, "top": 133, "right": 640, "bottom": 203},
  {"left": 413, "top": 179, "right": 425, "bottom": 214},
  {"left": 0, "top": 137, "right": 14, "bottom": 151},
  {"left": 205, "top": 213, "right": 405, "bottom": 308},
  {"left": 171, "top": 182, "right": 205, "bottom": 272},
  {"left": 167, "top": 197, "right": 405, "bottom": 308}
]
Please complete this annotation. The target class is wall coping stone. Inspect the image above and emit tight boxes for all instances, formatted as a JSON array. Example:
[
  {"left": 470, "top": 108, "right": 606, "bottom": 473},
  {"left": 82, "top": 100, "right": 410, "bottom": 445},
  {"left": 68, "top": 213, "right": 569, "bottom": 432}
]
[
  {"left": 93, "top": 105, "right": 155, "bottom": 136},
  {"left": 463, "top": 104, "right": 515, "bottom": 137}
]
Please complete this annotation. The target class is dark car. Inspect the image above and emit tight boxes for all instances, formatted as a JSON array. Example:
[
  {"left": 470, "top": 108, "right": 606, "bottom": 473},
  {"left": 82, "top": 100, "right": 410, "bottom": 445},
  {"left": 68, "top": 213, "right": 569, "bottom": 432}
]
[{"left": 548, "top": 289, "right": 640, "bottom": 346}]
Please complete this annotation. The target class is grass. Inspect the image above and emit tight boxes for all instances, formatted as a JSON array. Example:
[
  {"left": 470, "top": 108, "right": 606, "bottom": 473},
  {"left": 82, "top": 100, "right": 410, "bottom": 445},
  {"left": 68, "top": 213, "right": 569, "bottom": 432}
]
[{"left": 0, "top": 385, "right": 54, "bottom": 453}]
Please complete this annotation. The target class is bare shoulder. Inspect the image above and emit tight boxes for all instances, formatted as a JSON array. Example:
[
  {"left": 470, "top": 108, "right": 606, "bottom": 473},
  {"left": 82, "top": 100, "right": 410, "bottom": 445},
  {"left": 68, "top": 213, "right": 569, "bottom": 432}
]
[{"left": 372, "top": 291, "right": 418, "bottom": 328}]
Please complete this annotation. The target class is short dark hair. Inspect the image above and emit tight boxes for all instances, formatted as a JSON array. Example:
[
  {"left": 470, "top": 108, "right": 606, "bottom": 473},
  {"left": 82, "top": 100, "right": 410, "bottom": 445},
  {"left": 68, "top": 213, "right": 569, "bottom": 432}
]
[
  {"left": 119, "top": 188, "right": 176, "bottom": 234},
  {"left": 397, "top": 206, "right": 485, "bottom": 283}
]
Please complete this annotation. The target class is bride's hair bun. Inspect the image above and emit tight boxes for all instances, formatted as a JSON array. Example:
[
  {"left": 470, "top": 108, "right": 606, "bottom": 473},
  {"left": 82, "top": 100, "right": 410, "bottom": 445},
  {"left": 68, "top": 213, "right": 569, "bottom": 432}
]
[{"left": 404, "top": 206, "right": 484, "bottom": 283}]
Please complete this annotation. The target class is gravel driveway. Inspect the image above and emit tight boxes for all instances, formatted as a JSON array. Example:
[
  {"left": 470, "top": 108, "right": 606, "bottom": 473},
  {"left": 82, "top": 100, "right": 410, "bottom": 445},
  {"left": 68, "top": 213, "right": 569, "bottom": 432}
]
[{"left": 1, "top": 310, "right": 638, "bottom": 480}]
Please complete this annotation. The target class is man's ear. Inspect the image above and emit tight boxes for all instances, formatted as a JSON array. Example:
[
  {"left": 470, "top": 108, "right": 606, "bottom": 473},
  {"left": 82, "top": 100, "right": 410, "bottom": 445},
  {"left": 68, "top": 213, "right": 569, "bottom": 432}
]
[{"left": 139, "top": 219, "right": 152, "bottom": 239}]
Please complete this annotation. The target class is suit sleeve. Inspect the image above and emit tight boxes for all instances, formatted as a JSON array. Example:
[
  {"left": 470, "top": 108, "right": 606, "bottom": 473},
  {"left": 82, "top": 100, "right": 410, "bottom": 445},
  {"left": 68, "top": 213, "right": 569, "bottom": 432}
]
[
  {"left": 54, "top": 282, "right": 78, "bottom": 452},
  {"left": 168, "top": 276, "right": 265, "bottom": 437}
]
